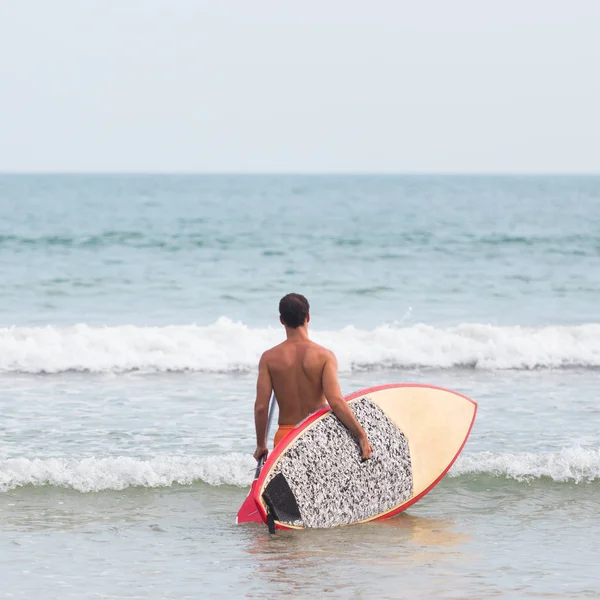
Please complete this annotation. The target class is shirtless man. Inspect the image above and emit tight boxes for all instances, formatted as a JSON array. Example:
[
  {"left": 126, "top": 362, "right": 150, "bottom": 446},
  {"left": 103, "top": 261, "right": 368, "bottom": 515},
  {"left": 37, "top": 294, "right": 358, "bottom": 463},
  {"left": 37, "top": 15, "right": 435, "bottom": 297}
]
[{"left": 253, "top": 293, "right": 372, "bottom": 463}]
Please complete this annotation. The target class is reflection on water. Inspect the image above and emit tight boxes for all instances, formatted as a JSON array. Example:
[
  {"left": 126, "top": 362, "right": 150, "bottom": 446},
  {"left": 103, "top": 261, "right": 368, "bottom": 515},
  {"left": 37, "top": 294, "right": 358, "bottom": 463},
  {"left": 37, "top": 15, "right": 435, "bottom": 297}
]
[{"left": 242, "top": 512, "right": 473, "bottom": 598}]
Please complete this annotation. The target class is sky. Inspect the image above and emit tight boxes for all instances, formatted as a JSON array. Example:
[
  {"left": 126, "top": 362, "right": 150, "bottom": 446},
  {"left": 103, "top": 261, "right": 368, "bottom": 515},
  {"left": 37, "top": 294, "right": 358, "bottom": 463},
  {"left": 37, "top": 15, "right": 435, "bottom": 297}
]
[{"left": 1, "top": 0, "right": 599, "bottom": 173}]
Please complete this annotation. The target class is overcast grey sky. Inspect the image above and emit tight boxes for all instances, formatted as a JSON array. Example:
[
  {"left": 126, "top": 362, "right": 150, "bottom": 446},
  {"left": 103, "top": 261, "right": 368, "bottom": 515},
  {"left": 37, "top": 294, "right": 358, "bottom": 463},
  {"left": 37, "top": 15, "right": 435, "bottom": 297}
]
[{"left": 1, "top": 1, "right": 599, "bottom": 173}]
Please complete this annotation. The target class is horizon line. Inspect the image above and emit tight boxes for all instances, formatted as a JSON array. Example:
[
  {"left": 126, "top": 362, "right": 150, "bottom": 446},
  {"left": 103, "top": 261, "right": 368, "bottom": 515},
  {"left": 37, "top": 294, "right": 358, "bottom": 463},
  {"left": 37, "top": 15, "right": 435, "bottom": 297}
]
[{"left": 1, "top": 171, "right": 600, "bottom": 177}]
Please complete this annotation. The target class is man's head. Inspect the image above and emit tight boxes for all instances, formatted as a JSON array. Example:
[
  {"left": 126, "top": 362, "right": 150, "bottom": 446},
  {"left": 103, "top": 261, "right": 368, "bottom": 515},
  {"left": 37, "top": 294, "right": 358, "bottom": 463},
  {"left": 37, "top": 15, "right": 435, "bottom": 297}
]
[{"left": 279, "top": 293, "right": 310, "bottom": 329}]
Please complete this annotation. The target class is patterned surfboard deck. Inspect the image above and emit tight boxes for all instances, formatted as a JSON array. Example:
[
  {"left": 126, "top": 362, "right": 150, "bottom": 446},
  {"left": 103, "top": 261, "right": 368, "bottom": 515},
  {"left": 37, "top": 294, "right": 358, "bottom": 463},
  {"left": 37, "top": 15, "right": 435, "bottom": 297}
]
[{"left": 253, "top": 384, "right": 477, "bottom": 529}]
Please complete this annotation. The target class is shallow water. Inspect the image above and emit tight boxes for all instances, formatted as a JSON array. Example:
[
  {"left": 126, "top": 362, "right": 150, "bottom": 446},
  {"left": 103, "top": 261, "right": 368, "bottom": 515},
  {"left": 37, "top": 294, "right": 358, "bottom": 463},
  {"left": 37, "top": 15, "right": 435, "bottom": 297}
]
[
  {"left": 1, "top": 175, "right": 599, "bottom": 598},
  {"left": 3, "top": 477, "right": 599, "bottom": 599}
]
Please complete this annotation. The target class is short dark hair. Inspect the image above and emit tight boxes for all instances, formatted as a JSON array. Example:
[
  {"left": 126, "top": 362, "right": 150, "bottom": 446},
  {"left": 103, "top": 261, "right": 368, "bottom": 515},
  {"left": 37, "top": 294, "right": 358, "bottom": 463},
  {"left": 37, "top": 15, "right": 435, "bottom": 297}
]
[{"left": 279, "top": 293, "right": 310, "bottom": 328}]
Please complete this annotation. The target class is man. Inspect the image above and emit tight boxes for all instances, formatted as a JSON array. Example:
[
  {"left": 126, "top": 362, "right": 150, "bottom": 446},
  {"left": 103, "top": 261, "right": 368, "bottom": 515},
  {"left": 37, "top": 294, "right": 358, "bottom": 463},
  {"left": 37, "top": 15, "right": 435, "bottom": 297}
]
[{"left": 253, "top": 293, "right": 372, "bottom": 462}]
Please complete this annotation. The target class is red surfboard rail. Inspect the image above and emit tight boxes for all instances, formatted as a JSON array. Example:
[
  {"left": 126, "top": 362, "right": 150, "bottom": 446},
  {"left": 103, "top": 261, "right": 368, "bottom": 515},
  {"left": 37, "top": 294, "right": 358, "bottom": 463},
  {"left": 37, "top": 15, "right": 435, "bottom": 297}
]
[{"left": 248, "top": 383, "right": 478, "bottom": 530}]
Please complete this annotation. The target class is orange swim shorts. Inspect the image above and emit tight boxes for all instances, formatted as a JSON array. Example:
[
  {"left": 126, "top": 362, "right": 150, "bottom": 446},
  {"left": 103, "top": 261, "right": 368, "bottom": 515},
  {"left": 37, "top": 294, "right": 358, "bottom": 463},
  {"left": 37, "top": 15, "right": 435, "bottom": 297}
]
[{"left": 273, "top": 424, "right": 295, "bottom": 447}]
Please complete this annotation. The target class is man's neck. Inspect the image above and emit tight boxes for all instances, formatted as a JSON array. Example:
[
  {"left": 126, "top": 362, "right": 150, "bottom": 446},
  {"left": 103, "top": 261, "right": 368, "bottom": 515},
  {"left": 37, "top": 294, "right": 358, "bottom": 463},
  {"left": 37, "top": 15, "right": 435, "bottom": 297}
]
[{"left": 285, "top": 325, "right": 309, "bottom": 342}]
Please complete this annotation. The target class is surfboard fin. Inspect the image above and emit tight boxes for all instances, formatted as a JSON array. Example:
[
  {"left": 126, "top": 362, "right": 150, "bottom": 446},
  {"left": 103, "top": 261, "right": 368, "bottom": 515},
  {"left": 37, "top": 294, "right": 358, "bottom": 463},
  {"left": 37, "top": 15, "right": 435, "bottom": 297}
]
[{"left": 267, "top": 511, "right": 276, "bottom": 534}]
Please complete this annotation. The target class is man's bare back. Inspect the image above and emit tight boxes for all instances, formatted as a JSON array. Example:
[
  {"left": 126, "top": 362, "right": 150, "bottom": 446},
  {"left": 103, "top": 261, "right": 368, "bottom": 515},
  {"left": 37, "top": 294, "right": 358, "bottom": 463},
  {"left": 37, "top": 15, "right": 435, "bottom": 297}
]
[
  {"left": 261, "top": 339, "right": 329, "bottom": 426},
  {"left": 253, "top": 293, "right": 372, "bottom": 463}
]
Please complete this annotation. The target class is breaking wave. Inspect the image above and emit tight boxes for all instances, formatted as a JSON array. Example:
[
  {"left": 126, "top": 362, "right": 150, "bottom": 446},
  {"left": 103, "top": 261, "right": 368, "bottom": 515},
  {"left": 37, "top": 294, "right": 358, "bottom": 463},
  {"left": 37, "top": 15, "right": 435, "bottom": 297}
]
[
  {"left": 449, "top": 446, "right": 600, "bottom": 484},
  {"left": 1, "top": 447, "right": 599, "bottom": 493},
  {"left": 0, "top": 454, "right": 256, "bottom": 493},
  {"left": 1, "top": 319, "right": 599, "bottom": 374}
]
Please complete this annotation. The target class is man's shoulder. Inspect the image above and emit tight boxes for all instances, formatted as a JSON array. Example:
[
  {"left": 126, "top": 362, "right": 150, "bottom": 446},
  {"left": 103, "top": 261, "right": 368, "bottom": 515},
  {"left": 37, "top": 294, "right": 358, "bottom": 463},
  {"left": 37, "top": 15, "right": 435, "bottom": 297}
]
[
  {"left": 260, "top": 342, "right": 286, "bottom": 360},
  {"left": 305, "top": 341, "right": 335, "bottom": 361}
]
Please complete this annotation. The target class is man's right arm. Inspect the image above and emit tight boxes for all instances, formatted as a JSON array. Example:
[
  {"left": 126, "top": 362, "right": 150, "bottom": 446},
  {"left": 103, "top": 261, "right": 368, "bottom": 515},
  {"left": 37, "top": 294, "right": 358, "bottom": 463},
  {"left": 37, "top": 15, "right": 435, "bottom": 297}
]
[
  {"left": 322, "top": 350, "right": 372, "bottom": 460},
  {"left": 253, "top": 352, "right": 273, "bottom": 461}
]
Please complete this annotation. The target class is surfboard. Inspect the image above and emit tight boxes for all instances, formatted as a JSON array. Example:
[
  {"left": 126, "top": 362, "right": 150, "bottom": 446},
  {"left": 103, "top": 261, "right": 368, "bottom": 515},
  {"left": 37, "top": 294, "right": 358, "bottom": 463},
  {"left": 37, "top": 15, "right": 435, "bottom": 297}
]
[{"left": 241, "top": 383, "right": 477, "bottom": 530}]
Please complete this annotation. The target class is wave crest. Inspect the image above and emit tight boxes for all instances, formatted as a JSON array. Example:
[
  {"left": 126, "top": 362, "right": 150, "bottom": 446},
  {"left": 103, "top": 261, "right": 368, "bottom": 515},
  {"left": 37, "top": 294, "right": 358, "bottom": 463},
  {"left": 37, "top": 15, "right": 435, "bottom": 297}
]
[
  {"left": 0, "top": 454, "right": 256, "bottom": 493},
  {"left": 1, "top": 448, "right": 598, "bottom": 493},
  {"left": 451, "top": 447, "right": 600, "bottom": 484},
  {"left": 1, "top": 319, "right": 599, "bottom": 374}
]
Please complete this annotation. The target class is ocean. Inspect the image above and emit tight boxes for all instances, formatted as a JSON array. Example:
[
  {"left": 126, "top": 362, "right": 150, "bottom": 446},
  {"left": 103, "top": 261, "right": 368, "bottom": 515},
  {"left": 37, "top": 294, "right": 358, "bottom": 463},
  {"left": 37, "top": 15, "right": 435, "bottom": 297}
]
[{"left": 1, "top": 174, "right": 599, "bottom": 598}]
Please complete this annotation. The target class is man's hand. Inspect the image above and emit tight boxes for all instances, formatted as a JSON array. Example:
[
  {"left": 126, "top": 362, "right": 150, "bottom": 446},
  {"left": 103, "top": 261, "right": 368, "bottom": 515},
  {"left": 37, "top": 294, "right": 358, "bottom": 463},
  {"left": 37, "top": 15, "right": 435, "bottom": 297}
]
[
  {"left": 254, "top": 444, "right": 269, "bottom": 462},
  {"left": 359, "top": 436, "right": 373, "bottom": 461}
]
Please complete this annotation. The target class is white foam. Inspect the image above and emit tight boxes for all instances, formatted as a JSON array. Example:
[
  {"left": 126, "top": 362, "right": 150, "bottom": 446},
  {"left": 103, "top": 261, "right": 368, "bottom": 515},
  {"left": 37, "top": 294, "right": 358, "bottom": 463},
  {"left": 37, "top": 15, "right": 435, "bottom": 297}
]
[
  {"left": 2, "top": 448, "right": 598, "bottom": 493},
  {"left": 1, "top": 319, "right": 599, "bottom": 373},
  {"left": 0, "top": 454, "right": 256, "bottom": 493},
  {"left": 450, "top": 446, "right": 600, "bottom": 483}
]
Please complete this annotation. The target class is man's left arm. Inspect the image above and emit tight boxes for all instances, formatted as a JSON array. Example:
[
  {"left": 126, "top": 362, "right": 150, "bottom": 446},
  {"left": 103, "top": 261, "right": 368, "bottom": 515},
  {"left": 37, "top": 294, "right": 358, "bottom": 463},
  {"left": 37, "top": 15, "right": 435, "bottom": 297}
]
[{"left": 253, "top": 353, "right": 272, "bottom": 461}]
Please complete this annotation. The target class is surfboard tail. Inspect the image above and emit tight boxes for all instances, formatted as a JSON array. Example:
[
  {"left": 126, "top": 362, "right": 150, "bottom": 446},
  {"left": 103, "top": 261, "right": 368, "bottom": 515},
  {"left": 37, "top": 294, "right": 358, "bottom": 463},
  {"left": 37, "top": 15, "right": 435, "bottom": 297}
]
[{"left": 236, "top": 480, "right": 265, "bottom": 524}]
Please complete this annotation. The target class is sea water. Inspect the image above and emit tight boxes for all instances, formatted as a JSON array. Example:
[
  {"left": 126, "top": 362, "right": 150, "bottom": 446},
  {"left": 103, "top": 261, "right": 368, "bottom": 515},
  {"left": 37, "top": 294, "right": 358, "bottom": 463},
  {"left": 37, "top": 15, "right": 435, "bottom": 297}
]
[{"left": 0, "top": 175, "right": 599, "bottom": 598}]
